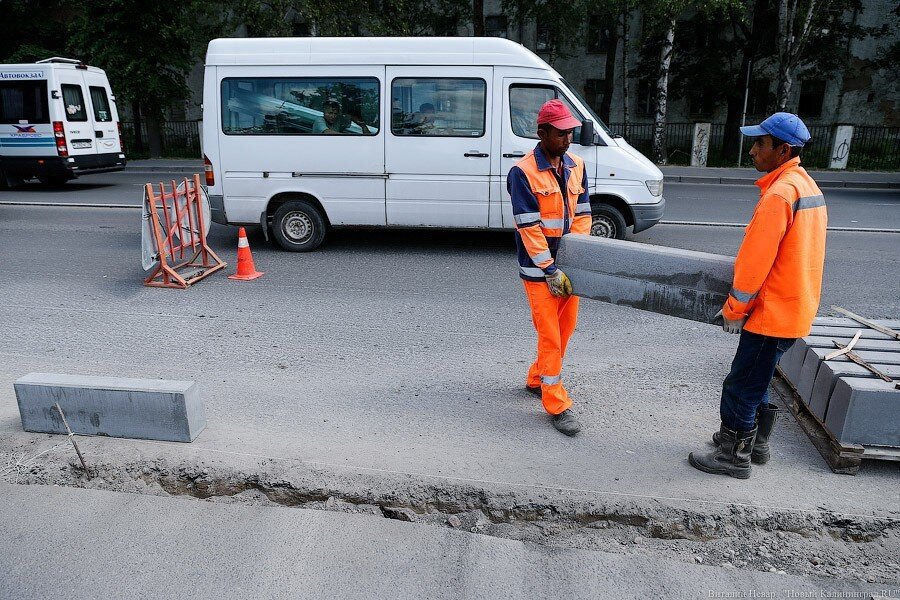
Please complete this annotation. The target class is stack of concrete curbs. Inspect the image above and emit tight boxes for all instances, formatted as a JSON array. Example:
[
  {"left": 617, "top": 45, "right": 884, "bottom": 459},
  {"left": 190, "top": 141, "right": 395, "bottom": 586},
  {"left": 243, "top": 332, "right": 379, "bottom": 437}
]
[
  {"left": 556, "top": 234, "right": 733, "bottom": 324},
  {"left": 778, "top": 318, "right": 900, "bottom": 447}
]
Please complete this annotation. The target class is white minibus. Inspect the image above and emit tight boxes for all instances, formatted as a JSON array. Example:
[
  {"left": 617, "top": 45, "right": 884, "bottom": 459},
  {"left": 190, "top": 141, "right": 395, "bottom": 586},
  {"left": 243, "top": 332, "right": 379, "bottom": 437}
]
[
  {"left": 0, "top": 57, "right": 125, "bottom": 187},
  {"left": 202, "top": 37, "right": 665, "bottom": 250}
]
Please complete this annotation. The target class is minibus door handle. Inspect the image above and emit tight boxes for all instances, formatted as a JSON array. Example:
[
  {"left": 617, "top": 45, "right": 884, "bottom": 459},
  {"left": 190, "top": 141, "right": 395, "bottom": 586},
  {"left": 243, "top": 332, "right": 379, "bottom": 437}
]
[
  {"left": 502, "top": 152, "right": 526, "bottom": 158},
  {"left": 464, "top": 151, "right": 489, "bottom": 158},
  {"left": 95, "top": 130, "right": 103, "bottom": 138}
]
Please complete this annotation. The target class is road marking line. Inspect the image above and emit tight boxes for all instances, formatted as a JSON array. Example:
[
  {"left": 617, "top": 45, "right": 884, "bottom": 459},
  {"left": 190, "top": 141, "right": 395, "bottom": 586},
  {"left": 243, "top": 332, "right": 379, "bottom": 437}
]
[
  {"left": 2, "top": 204, "right": 897, "bottom": 232},
  {"left": 660, "top": 220, "right": 900, "bottom": 233},
  {"left": 0, "top": 201, "right": 138, "bottom": 209}
]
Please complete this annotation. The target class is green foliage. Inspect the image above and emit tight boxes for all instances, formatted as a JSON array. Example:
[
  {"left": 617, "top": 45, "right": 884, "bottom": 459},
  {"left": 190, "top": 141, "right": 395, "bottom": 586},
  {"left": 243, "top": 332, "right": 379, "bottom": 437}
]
[
  {"left": 233, "top": 0, "right": 299, "bottom": 36},
  {"left": 364, "top": 0, "right": 470, "bottom": 36},
  {"left": 66, "top": 0, "right": 228, "bottom": 116},
  {"left": 0, "top": 0, "right": 71, "bottom": 62},
  {"left": 231, "top": 0, "right": 470, "bottom": 37},
  {"left": 501, "top": 0, "right": 608, "bottom": 59}
]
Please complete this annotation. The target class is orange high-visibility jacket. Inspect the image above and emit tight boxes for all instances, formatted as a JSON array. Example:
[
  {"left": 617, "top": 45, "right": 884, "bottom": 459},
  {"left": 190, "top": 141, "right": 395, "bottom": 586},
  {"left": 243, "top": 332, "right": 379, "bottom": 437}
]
[
  {"left": 723, "top": 157, "right": 827, "bottom": 338},
  {"left": 508, "top": 145, "right": 592, "bottom": 281}
]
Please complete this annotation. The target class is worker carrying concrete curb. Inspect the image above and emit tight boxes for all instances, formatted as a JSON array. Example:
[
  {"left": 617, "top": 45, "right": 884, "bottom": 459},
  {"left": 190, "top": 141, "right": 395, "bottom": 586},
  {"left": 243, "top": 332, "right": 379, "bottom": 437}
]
[
  {"left": 690, "top": 112, "right": 828, "bottom": 478},
  {"left": 507, "top": 99, "right": 592, "bottom": 436}
]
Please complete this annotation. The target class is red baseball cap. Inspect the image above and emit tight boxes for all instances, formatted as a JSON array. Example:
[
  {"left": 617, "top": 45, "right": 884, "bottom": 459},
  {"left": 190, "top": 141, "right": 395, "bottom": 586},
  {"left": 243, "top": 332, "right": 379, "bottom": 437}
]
[{"left": 536, "top": 99, "right": 581, "bottom": 130}]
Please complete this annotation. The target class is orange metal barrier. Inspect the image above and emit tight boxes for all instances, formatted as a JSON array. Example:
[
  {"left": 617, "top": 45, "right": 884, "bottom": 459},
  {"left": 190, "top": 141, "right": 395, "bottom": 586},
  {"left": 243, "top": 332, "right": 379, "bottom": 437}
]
[{"left": 144, "top": 174, "right": 226, "bottom": 289}]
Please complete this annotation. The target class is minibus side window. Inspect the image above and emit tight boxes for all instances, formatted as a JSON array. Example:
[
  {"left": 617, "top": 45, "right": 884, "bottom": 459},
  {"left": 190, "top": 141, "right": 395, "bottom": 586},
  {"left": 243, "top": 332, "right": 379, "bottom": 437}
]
[
  {"left": 391, "top": 78, "right": 486, "bottom": 138},
  {"left": 0, "top": 80, "right": 49, "bottom": 124},
  {"left": 220, "top": 77, "right": 380, "bottom": 136},
  {"left": 89, "top": 86, "right": 113, "bottom": 122},
  {"left": 61, "top": 84, "right": 88, "bottom": 122},
  {"left": 509, "top": 84, "right": 583, "bottom": 140}
]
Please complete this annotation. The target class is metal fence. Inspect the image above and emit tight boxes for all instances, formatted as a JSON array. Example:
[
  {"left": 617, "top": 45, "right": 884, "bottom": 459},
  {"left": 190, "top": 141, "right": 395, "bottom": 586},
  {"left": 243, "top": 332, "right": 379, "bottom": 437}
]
[
  {"left": 847, "top": 126, "right": 900, "bottom": 170},
  {"left": 608, "top": 122, "right": 696, "bottom": 165},
  {"left": 610, "top": 122, "right": 840, "bottom": 168},
  {"left": 121, "top": 120, "right": 201, "bottom": 159}
]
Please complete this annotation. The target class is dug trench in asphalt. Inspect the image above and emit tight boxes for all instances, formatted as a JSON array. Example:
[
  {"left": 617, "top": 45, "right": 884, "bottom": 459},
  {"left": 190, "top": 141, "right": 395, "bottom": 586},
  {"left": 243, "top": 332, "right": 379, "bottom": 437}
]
[{"left": 0, "top": 202, "right": 898, "bottom": 585}]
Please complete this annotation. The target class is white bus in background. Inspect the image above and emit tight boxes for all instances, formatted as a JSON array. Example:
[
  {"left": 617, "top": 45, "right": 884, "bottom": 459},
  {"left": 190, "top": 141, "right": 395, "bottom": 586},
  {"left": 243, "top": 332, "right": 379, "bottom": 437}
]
[
  {"left": 0, "top": 57, "right": 125, "bottom": 187},
  {"left": 202, "top": 37, "right": 665, "bottom": 251}
]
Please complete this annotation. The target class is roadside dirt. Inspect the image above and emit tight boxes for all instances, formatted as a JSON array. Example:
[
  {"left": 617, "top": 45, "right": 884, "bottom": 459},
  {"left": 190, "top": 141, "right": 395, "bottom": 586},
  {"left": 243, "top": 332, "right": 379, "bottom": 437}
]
[{"left": 3, "top": 436, "right": 897, "bottom": 586}]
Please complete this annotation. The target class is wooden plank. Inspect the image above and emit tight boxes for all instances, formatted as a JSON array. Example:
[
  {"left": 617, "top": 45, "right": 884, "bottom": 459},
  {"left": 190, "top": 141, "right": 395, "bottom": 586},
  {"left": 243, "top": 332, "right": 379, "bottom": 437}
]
[
  {"left": 824, "top": 330, "right": 862, "bottom": 360},
  {"left": 857, "top": 446, "right": 900, "bottom": 461},
  {"left": 775, "top": 372, "right": 900, "bottom": 473},
  {"left": 832, "top": 343, "right": 895, "bottom": 383},
  {"left": 831, "top": 305, "right": 900, "bottom": 340}
]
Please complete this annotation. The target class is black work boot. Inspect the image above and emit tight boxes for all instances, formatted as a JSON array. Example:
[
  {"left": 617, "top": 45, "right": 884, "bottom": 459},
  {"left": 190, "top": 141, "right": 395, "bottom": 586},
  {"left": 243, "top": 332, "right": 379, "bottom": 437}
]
[
  {"left": 690, "top": 424, "right": 756, "bottom": 479},
  {"left": 551, "top": 409, "right": 581, "bottom": 436},
  {"left": 712, "top": 405, "right": 779, "bottom": 464},
  {"left": 751, "top": 405, "right": 779, "bottom": 465},
  {"left": 525, "top": 385, "right": 541, "bottom": 397}
]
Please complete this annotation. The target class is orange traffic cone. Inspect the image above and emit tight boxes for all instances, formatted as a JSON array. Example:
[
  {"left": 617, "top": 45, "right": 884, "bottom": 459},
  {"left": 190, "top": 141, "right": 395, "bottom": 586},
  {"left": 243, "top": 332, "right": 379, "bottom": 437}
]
[{"left": 228, "top": 227, "right": 264, "bottom": 280}]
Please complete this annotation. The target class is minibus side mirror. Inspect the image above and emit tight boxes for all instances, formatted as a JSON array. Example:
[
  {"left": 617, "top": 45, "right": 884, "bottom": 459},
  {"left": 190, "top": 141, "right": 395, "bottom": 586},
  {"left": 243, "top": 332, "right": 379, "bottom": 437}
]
[{"left": 579, "top": 120, "right": 595, "bottom": 146}]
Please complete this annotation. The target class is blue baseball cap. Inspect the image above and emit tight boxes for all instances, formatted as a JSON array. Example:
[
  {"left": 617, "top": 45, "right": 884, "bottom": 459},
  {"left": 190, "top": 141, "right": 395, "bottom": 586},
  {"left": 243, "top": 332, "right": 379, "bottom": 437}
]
[{"left": 739, "top": 112, "right": 811, "bottom": 147}]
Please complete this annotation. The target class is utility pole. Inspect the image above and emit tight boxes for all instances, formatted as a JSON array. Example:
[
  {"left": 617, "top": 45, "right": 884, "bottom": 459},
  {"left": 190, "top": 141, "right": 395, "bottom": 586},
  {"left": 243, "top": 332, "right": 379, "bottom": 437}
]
[{"left": 737, "top": 59, "right": 753, "bottom": 166}]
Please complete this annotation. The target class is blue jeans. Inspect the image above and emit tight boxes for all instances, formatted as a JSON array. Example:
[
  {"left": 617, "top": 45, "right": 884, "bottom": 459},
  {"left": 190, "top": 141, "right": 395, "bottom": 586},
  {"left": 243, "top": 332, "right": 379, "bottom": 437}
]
[{"left": 720, "top": 331, "right": 796, "bottom": 432}]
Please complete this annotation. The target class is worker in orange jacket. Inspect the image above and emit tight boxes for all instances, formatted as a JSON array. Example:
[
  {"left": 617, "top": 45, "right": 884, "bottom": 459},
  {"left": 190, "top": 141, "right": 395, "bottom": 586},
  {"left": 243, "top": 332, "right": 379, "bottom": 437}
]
[
  {"left": 507, "top": 99, "right": 592, "bottom": 436},
  {"left": 689, "top": 112, "right": 827, "bottom": 479}
]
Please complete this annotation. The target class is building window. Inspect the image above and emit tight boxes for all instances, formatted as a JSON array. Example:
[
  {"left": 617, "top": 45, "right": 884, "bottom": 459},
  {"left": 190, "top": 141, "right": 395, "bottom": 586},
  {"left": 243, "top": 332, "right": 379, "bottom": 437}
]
[
  {"left": 586, "top": 15, "right": 615, "bottom": 54},
  {"left": 584, "top": 79, "right": 606, "bottom": 115},
  {"left": 798, "top": 79, "right": 826, "bottom": 119},
  {"left": 688, "top": 89, "right": 715, "bottom": 118},
  {"left": 221, "top": 77, "right": 380, "bottom": 135},
  {"left": 637, "top": 77, "right": 654, "bottom": 117},
  {"left": 746, "top": 79, "right": 771, "bottom": 117},
  {"left": 485, "top": 15, "right": 508, "bottom": 38},
  {"left": 536, "top": 24, "right": 552, "bottom": 52}
]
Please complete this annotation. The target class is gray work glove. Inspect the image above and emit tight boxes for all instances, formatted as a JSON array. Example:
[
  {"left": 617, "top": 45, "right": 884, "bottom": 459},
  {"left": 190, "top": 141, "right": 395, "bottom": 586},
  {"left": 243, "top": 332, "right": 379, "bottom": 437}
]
[
  {"left": 714, "top": 309, "right": 747, "bottom": 334},
  {"left": 546, "top": 269, "right": 573, "bottom": 298}
]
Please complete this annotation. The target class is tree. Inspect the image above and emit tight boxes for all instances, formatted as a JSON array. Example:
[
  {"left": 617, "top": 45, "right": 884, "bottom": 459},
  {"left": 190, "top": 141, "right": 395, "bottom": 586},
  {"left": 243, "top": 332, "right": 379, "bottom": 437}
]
[
  {"left": 365, "top": 0, "right": 470, "bottom": 35},
  {"left": 665, "top": 1, "right": 777, "bottom": 165},
  {"left": 473, "top": 0, "right": 485, "bottom": 36},
  {"left": 501, "top": 0, "right": 591, "bottom": 62},
  {"left": 775, "top": 0, "right": 831, "bottom": 110},
  {"left": 638, "top": 0, "right": 738, "bottom": 164},
  {"left": 68, "top": 0, "right": 229, "bottom": 157},
  {"left": 0, "top": 0, "right": 71, "bottom": 62}
]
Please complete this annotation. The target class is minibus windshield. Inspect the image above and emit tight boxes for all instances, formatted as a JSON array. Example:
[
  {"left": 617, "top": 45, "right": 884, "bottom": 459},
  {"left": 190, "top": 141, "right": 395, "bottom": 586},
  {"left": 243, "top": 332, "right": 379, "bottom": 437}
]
[{"left": 561, "top": 78, "right": 612, "bottom": 138}]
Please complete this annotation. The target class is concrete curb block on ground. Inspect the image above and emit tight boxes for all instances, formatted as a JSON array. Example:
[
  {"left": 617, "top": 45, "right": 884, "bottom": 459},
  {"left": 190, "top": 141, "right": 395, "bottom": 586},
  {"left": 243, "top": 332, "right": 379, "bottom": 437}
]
[{"left": 14, "top": 373, "right": 207, "bottom": 443}]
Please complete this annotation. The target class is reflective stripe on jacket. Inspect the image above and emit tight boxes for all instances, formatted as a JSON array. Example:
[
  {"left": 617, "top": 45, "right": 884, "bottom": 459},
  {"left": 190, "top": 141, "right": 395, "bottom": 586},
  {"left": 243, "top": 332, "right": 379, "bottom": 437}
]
[
  {"left": 724, "top": 157, "right": 827, "bottom": 338},
  {"left": 508, "top": 144, "right": 591, "bottom": 281}
]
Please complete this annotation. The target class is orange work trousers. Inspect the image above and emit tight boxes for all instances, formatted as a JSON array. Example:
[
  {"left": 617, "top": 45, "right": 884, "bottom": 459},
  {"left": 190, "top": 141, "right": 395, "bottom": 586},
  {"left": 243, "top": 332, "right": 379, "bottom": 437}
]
[{"left": 523, "top": 279, "right": 579, "bottom": 415}]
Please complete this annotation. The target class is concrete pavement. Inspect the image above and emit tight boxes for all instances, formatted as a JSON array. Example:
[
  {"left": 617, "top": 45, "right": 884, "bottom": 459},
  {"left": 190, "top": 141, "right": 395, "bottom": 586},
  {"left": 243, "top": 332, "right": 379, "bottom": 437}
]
[
  {"left": 0, "top": 483, "right": 887, "bottom": 600},
  {"left": 122, "top": 159, "right": 900, "bottom": 189}
]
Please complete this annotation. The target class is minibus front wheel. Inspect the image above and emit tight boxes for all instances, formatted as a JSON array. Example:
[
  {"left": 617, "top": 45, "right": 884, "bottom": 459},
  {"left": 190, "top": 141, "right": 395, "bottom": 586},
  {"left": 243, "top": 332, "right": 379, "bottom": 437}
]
[
  {"left": 590, "top": 204, "right": 627, "bottom": 240},
  {"left": 272, "top": 199, "right": 327, "bottom": 252}
]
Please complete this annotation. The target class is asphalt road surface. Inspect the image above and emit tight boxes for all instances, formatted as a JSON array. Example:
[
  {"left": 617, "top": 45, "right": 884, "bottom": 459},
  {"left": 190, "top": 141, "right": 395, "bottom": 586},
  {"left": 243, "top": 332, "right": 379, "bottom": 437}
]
[
  {"left": 2, "top": 173, "right": 899, "bottom": 231},
  {"left": 662, "top": 182, "right": 900, "bottom": 230}
]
